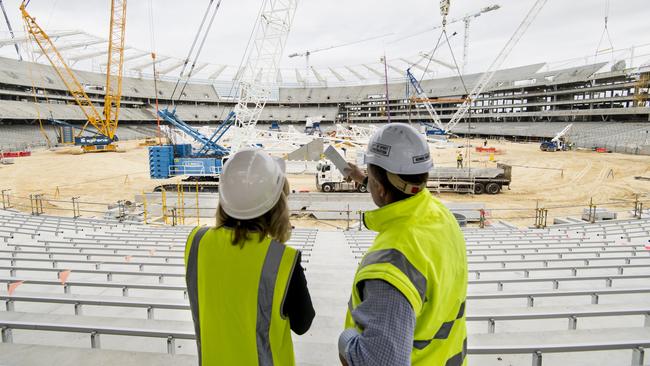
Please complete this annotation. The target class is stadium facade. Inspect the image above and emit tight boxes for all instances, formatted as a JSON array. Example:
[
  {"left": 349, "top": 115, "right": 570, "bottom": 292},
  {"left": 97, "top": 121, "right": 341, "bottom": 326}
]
[{"left": 0, "top": 56, "right": 648, "bottom": 153}]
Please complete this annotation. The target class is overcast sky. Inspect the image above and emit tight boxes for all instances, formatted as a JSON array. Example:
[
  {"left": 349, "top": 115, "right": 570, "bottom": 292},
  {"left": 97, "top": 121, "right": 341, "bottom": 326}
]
[{"left": 2, "top": 0, "right": 649, "bottom": 80}]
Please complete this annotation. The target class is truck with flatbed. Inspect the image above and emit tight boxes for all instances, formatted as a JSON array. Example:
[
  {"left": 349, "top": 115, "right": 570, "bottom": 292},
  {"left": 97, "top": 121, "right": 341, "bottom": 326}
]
[
  {"left": 427, "top": 163, "right": 512, "bottom": 194},
  {"left": 316, "top": 160, "right": 511, "bottom": 195}
]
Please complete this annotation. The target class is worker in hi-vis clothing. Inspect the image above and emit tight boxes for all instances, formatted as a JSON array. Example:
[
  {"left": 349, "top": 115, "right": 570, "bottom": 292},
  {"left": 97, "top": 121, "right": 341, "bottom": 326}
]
[
  {"left": 456, "top": 152, "right": 464, "bottom": 169},
  {"left": 184, "top": 149, "right": 315, "bottom": 365},
  {"left": 340, "top": 123, "right": 468, "bottom": 366}
]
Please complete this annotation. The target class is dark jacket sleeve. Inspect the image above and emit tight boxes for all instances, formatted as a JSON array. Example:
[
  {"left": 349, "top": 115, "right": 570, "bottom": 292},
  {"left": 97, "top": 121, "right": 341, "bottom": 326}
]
[{"left": 282, "top": 251, "right": 315, "bottom": 335}]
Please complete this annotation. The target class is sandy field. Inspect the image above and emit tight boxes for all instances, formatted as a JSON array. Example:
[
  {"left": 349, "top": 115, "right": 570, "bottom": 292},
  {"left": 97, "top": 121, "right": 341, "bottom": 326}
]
[{"left": 1, "top": 137, "right": 648, "bottom": 227}]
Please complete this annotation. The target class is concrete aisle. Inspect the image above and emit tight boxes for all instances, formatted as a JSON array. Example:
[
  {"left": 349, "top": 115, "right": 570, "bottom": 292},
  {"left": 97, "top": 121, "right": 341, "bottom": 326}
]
[{"left": 294, "top": 230, "right": 359, "bottom": 366}]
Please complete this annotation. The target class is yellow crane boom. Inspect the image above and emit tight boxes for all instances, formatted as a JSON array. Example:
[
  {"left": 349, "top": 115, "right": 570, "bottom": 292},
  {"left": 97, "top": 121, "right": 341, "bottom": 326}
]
[
  {"left": 103, "top": 0, "right": 127, "bottom": 140},
  {"left": 20, "top": 0, "right": 126, "bottom": 151}
]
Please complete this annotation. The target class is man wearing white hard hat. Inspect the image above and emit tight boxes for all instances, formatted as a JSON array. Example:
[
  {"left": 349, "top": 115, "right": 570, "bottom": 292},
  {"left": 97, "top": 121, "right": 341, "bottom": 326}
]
[
  {"left": 184, "top": 149, "right": 315, "bottom": 366},
  {"left": 339, "top": 123, "right": 468, "bottom": 366}
]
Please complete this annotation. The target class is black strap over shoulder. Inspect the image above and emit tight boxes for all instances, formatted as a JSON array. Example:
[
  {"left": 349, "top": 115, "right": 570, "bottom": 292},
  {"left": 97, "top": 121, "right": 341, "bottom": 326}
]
[{"left": 186, "top": 226, "right": 210, "bottom": 366}]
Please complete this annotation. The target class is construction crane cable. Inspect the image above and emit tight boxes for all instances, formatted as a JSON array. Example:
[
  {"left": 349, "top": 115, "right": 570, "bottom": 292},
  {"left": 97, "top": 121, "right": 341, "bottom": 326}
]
[
  {"left": 415, "top": 30, "right": 445, "bottom": 83},
  {"left": 148, "top": 0, "right": 163, "bottom": 145},
  {"left": 0, "top": 0, "right": 22, "bottom": 60},
  {"left": 169, "top": 0, "right": 216, "bottom": 103},
  {"left": 218, "top": 0, "right": 267, "bottom": 121},
  {"left": 44, "top": 0, "right": 59, "bottom": 30},
  {"left": 443, "top": 29, "right": 469, "bottom": 96},
  {"left": 594, "top": 0, "right": 614, "bottom": 57},
  {"left": 176, "top": 0, "right": 223, "bottom": 103},
  {"left": 291, "top": 33, "right": 395, "bottom": 58},
  {"left": 22, "top": 21, "right": 52, "bottom": 147},
  {"left": 444, "top": 0, "right": 548, "bottom": 133}
]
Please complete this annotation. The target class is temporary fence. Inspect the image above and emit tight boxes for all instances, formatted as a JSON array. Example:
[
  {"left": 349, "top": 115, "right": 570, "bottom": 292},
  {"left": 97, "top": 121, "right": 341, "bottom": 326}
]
[{"left": 1, "top": 187, "right": 648, "bottom": 230}]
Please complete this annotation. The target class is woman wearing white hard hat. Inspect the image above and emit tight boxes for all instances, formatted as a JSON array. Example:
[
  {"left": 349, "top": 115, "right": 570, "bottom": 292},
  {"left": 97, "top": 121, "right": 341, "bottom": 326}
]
[
  {"left": 339, "top": 123, "right": 468, "bottom": 366},
  {"left": 184, "top": 149, "right": 314, "bottom": 366}
]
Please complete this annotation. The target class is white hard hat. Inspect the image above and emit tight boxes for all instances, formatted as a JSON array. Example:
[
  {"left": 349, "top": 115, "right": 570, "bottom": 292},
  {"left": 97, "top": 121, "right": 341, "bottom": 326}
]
[
  {"left": 365, "top": 123, "right": 433, "bottom": 174},
  {"left": 219, "top": 149, "right": 286, "bottom": 220}
]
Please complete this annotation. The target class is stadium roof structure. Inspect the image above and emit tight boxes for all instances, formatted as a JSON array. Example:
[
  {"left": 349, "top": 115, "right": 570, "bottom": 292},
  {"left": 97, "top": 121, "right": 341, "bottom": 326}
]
[{"left": 2, "top": 29, "right": 645, "bottom": 88}]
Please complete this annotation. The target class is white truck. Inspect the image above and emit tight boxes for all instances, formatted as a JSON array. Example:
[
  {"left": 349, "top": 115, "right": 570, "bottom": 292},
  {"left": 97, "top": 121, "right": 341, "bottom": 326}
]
[
  {"left": 316, "top": 160, "right": 512, "bottom": 195},
  {"left": 316, "top": 160, "right": 367, "bottom": 193}
]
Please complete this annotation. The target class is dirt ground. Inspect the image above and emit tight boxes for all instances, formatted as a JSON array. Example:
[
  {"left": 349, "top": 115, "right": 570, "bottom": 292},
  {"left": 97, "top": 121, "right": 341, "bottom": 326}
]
[{"left": 1, "top": 138, "right": 649, "bottom": 227}]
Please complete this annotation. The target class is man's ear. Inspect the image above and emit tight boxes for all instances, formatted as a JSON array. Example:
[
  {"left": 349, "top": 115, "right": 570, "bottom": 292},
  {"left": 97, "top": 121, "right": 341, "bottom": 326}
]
[{"left": 375, "top": 181, "right": 387, "bottom": 202}]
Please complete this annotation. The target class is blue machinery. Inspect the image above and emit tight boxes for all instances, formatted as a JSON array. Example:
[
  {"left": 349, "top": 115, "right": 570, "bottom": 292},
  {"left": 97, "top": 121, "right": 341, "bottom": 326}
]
[
  {"left": 49, "top": 118, "right": 116, "bottom": 147},
  {"left": 269, "top": 121, "right": 280, "bottom": 132},
  {"left": 419, "top": 122, "right": 446, "bottom": 136},
  {"left": 406, "top": 68, "right": 447, "bottom": 135},
  {"left": 148, "top": 108, "right": 235, "bottom": 179}
]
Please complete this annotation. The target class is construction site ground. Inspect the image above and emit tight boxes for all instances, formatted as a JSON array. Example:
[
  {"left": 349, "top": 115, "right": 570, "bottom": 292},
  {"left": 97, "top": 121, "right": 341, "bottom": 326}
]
[{"left": 1, "top": 138, "right": 648, "bottom": 228}]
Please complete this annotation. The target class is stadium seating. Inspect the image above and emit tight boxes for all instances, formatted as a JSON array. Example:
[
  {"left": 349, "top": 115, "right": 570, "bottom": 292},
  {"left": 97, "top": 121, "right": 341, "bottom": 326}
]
[
  {"left": 0, "top": 208, "right": 649, "bottom": 365},
  {"left": 452, "top": 121, "right": 650, "bottom": 153},
  {"left": 345, "top": 218, "right": 650, "bottom": 365}
]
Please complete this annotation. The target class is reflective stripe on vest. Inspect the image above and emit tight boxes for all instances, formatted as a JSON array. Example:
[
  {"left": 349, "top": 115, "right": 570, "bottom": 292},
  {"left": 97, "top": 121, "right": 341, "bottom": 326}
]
[
  {"left": 186, "top": 228, "right": 286, "bottom": 366},
  {"left": 359, "top": 248, "right": 427, "bottom": 302},
  {"left": 444, "top": 337, "right": 467, "bottom": 366},
  {"left": 257, "top": 240, "right": 286, "bottom": 366},
  {"left": 186, "top": 226, "right": 209, "bottom": 366},
  {"left": 349, "top": 189, "right": 468, "bottom": 365},
  {"left": 413, "top": 301, "right": 466, "bottom": 349}
]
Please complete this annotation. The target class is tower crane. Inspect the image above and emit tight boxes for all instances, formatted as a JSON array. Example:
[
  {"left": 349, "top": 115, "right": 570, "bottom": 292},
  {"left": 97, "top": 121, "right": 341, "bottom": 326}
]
[
  {"left": 394, "top": 4, "right": 500, "bottom": 73},
  {"left": 21, "top": 0, "right": 126, "bottom": 153},
  {"left": 288, "top": 33, "right": 393, "bottom": 84}
]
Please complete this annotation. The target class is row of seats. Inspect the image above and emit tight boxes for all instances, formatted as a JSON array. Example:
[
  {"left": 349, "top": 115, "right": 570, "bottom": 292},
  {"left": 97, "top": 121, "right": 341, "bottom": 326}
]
[
  {"left": 452, "top": 121, "right": 650, "bottom": 153},
  {"left": 0, "top": 209, "right": 649, "bottom": 365},
  {"left": 344, "top": 217, "right": 650, "bottom": 365}
]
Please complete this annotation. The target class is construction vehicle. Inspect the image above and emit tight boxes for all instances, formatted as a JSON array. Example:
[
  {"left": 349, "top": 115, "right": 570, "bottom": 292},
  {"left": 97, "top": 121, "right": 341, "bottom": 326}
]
[
  {"left": 317, "top": 161, "right": 511, "bottom": 195},
  {"left": 316, "top": 160, "right": 367, "bottom": 193},
  {"left": 269, "top": 121, "right": 281, "bottom": 132},
  {"left": 148, "top": 0, "right": 297, "bottom": 192},
  {"left": 148, "top": 109, "right": 234, "bottom": 192},
  {"left": 420, "top": 121, "right": 447, "bottom": 136},
  {"left": 21, "top": 0, "right": 126, "bottom": 152},
  {"left": 540, "top": 123, "right": 573, "bottom": 152},
  {"left": 305, "top": 117, "right": 323, "bottom": 136},
  {"left": 49, "top": 118, "right": 115, "bottom": 146},
  {"left": 427, "top": 164, "right": 511, "bottom": 195}
]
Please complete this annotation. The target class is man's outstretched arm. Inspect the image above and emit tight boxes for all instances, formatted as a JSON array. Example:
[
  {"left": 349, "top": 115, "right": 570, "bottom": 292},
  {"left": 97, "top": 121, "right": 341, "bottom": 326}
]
[{"left": 338, "top": 280, "right": 415, "bottom": 366}]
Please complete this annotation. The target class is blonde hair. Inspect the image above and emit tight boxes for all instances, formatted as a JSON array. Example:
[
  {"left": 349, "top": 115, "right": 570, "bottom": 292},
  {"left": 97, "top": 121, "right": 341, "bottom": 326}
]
[{"left": 216, "top": 179, "right": 292, "bottom": 246}]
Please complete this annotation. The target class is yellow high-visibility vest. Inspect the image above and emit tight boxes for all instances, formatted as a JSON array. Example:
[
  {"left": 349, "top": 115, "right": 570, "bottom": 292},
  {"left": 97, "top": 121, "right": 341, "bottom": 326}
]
[
  {"left": 185, "top": 226, "right": 299, "bottom": 366},
  {"left": 345, "top": 189, "right": 468, "bottom": 365}
]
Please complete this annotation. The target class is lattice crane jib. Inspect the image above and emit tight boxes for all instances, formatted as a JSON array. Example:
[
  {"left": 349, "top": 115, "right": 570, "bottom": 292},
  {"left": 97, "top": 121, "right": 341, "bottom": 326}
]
[
  {"left": 231, "top": 0, "right": 298, "bottom": 153},
  {"left": 20, "top": 2, "right": 105, "bottom": 137},
  {"left": 103, "top": 0, "right": 127, "bottom": 140},
  {"left": 445, "top": 0, "right": 548, "bottom": 133},
  {"left": 406, "top": 68, "right": 445, "bottom": 131}
]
